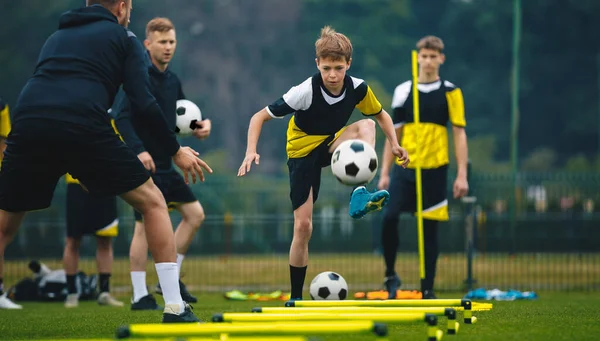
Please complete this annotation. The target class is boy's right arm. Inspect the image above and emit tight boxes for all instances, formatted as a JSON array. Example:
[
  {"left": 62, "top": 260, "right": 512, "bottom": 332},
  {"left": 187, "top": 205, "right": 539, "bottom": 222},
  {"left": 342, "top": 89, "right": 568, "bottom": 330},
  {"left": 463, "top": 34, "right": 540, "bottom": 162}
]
[
  {"left": 237, "top": 108, "right": 272, "bottom": 176},
  {"left": 237, "top": 78, "right": 310, "bottom": 176}
]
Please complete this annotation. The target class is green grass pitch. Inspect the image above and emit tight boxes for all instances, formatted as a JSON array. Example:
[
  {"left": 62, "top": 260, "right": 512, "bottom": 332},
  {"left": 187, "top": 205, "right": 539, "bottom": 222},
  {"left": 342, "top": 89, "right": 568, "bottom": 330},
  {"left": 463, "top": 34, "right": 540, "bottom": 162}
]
[{"left": 1, "top": 292, "right": 599, "bottom": 340}]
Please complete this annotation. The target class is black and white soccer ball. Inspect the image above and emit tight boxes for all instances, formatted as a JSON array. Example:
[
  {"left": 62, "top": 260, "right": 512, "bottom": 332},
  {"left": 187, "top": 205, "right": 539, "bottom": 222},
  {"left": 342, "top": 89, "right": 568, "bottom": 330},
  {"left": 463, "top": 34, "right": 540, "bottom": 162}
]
[
  {"left": 309, "top": 271, "right": 348, "bottom": 300},
  {"left": 331, "top": 139, "right": 378, "bottom": 186},
  {"left": 175, "top": 99, "right": 202, "bottom": 135}
]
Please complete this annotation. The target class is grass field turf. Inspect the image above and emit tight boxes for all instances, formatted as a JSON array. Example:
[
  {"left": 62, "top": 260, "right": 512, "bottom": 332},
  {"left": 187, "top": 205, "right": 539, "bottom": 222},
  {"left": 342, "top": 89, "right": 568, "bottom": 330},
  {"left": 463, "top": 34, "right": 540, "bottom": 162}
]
[{"left": 1, "top": 292, "right": 599, "bottom": 341}]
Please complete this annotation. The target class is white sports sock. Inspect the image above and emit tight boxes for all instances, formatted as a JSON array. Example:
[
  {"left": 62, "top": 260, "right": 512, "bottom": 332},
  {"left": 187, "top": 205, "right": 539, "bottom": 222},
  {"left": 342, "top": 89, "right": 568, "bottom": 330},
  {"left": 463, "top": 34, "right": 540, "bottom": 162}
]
[
  {"left": 131, "top": 271, "right": 149, "bottom": 303},
  {"left": 176, "top": 253, "right": 185, "bottom": 277},
  {"left": 155, "top": 262, "right": 184, "bottom": 313}
]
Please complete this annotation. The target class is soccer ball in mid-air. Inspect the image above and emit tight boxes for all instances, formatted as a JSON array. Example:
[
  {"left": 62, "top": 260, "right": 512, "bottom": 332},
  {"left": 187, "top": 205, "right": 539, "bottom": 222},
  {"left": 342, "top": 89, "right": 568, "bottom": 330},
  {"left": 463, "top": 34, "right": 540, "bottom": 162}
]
[
  {"left": 331, "top": 139, "right": 378, "bottom": 186},
  {"left": 309, "top": 271, "right": 348, "bottom": 300},
  {"left": 175, "top": 99, "right": 203, "bottom": 135}
]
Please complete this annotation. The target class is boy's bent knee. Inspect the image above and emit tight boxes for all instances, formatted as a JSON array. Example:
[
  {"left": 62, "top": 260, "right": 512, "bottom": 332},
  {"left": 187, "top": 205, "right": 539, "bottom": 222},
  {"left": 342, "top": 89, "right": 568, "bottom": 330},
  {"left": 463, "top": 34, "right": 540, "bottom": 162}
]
[{"left": 359, "top": 118, "right": 376, "bottom": 129}]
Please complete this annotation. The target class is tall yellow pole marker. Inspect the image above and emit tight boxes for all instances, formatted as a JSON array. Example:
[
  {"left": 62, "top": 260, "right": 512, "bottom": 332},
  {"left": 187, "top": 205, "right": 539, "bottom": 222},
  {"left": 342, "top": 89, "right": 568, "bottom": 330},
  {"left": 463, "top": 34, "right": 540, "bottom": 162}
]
[{"left": 411, "top": 50, "right": 425, "bottom": 282}]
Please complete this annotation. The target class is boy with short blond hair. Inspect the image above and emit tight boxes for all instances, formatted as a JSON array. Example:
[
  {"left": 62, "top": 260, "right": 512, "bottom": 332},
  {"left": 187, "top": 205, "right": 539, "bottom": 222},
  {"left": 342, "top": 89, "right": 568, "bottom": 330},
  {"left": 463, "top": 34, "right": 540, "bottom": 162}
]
[{"left": 238, "top": 26, "right": 409, "bottom": 300}]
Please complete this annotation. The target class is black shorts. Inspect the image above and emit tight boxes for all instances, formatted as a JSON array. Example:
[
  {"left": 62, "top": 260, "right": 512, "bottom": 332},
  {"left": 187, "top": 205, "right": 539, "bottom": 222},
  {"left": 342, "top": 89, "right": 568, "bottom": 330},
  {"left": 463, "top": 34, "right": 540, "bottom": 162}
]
[
  {"left": 383, "top": 165, "right": 449, "bottom": 221},
  {"left": 66, "top": 184, "right": 118, "bottom": 238},
  {"left": 0, "top": 118, "right": 149, "bottom": 212},
  {"left": 134, "top": 169, "right": 197, "bottom": 221},
  {"left": 287, "top": 138, "right": 333, "bottom": 211}
]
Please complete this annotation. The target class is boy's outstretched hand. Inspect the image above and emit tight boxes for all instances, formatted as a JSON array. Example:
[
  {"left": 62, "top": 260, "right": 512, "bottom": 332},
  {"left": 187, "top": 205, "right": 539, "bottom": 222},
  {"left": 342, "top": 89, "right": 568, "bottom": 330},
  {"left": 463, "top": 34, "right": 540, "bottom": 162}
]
[
  {"left": 392, "top": 145, "right": 410, "bottom": 168},
  {"left": 238, "top": 152, "right": 260, "bottom": 176}
]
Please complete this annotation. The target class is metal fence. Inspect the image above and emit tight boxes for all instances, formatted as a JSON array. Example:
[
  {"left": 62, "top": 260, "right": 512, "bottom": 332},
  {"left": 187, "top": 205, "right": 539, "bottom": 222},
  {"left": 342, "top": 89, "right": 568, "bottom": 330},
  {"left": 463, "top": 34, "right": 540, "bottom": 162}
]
[{"left": 4, "top": 172, "right": 600, "bottom": 293}]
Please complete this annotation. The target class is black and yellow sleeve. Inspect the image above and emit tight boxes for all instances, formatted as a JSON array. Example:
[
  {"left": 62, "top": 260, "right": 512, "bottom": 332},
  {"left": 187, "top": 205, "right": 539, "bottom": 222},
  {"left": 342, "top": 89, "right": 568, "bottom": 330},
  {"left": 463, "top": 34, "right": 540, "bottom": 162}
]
[
  {"left": 446, "top": 87, "right": 466, "bottom": 127},
  {"left": 355, "top": 83, "right": 383, "bottom": 116}
]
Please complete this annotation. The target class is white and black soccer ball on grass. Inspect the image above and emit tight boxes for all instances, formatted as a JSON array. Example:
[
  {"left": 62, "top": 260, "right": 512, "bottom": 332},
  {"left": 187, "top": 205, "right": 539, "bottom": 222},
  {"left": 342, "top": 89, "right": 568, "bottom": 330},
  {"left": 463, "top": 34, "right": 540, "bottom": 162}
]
[
  {"left": 309, "top": 271, "right": 348, "bottom": 300},
  {"left": 331, "top": 139, "right": 378, "bottom": 186},
  {"left": 175, "top": 99, "right": 202, "bottom": 135}
]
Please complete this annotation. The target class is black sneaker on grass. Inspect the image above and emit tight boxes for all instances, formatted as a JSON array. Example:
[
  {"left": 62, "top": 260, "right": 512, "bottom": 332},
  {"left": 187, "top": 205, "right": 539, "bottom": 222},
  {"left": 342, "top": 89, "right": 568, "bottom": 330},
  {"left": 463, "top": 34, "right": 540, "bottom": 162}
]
[
  {"left": 422, "top": 289, "right": 438, "bottom": 299},
  {"left": 162, "top": 303, "right": 201, "bottom": 323},
  {"left": 131, "top": 294, "right": 162, "bottom": 311},
  {"left": 384, "top": 273, "right": 401, "bottom": 299}
]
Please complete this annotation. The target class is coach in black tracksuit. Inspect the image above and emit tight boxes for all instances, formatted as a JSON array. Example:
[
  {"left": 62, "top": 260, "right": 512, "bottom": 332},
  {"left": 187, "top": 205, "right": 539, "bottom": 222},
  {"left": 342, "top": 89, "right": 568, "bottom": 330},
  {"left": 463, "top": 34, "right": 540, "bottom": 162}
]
[
  {"left": 0, "top": 2, "right": 205, "bottom": 322},
  {"left": 3, "top": 5, "right": 180, "bottom": 206}
]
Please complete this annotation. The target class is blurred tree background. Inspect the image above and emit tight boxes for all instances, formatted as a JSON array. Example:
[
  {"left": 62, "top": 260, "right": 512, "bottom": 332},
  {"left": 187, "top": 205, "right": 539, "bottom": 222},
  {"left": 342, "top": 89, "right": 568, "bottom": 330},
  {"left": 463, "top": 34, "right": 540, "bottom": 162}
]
[{"left": 1, "top": 0, "right": 600, "bottom": 174}]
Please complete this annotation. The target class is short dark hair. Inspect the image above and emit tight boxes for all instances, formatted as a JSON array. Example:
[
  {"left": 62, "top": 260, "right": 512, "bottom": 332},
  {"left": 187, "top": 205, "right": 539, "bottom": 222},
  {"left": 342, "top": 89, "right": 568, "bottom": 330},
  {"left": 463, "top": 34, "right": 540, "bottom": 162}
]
[
  {"left": 86, "top": 0, "right": 128, "bottom": 8},
  {"left": 416, "top": 36, "right": 444, "bottom": 53}
]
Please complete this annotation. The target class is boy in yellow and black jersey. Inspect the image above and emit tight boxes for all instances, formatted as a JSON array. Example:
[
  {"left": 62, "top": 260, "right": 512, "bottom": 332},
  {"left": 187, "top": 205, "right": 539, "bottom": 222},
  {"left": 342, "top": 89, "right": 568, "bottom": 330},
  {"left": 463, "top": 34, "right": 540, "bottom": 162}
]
[
  {"left": 238, "top": 26, "right": 410, "bottom": 301},
  {"left": 378, "top": 36, "right": 469, "bottom": 299}
]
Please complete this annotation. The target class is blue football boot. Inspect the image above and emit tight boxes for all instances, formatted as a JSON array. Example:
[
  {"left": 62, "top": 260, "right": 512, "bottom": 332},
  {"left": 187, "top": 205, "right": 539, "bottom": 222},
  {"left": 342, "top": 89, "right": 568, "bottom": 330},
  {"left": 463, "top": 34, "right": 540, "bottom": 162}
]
[{"left": 349, "top": 186, "right": 390, "bottom": 219}]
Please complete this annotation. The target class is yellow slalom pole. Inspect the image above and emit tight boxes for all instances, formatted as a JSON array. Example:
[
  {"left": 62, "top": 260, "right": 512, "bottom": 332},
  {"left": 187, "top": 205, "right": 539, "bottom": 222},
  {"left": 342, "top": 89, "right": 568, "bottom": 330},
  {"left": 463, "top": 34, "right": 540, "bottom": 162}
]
[
  {"left": 411, "top": 50, "right": 425, "bottom": 282},
  {"left": 53, "top": 338, "right": 309, "bottom": 341},
  {"left": 254, "top": 306, "right": 450, "bottom": 314},
  {"left": 253, "top": 306, "right": 458, "bottom": 333},
  {"left": 286, "top": 298, "right": 479, "bottom": 324},
  {"left": 116, "top": 321, "right": 387, "bottom": 339},
  {"left": 214, "top": 312, "right": 426, "bottom": 323},
  {"left": 287, "top": 298, "right": 465, "bottom": 307},
  {"left": 472, "top": 302, "right": 493, "bottom": 311},
  {"left": 215, "top": 312, "right": 451, "bottom": 335},
  {"left": 190, "top": 334, "right": 308, "bottom": 341},
  {"left": 262, "top": 303, "right": 491, "bottom": 312}
]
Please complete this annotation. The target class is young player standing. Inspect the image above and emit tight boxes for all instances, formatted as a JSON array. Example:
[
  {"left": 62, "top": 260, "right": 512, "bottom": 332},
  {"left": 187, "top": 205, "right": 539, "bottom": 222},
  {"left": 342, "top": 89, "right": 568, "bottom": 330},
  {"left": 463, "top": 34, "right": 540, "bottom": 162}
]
[{"left": 378, "top": 36, "right": 469, "bottom": 299}]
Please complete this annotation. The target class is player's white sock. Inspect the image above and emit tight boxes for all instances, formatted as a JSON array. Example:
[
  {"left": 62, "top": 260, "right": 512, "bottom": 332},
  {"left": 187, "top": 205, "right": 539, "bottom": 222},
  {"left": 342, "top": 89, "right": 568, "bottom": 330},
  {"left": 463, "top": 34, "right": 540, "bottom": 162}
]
[
  {"left": 176, "top": 253, "right": 185, "bottom": 277},
  {"left": 155, "top": 262, "right": 184, "bottom": 313},
  {"left": 131, "top": 271, "right": 149, "bottom": 303}
]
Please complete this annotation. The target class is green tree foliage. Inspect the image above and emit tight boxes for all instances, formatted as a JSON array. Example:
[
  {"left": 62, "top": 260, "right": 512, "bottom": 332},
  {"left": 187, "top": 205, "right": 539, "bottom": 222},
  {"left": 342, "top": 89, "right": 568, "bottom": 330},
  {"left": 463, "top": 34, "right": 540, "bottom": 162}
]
[{"left": 1, "top": 0, "right": 600, "bottom": 174}]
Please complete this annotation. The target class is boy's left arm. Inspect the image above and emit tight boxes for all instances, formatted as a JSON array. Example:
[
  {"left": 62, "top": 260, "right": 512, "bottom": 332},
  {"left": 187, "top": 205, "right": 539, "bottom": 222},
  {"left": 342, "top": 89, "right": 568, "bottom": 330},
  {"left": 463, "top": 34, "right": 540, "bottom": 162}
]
[
  {"left": 452, "top": 126, "right": 469, "bottom": 198},
  {"left": 447, "top": 86, "right": 469, "bottom": 198}
]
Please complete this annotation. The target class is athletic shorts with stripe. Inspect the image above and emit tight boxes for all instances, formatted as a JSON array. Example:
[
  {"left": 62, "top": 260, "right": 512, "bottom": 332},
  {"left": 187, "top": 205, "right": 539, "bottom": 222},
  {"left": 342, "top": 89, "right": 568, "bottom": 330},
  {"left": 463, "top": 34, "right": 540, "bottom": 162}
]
[{"left": 383, "top": 164, "right": 449, "bottom": 221}]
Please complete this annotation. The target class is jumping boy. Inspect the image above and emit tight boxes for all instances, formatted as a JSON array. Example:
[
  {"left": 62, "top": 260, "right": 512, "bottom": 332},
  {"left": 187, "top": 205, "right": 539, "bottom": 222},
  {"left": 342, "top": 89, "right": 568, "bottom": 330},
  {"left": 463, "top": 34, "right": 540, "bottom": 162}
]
[{"left": 238, "top": 26, "right": 410, "bottom": 300}]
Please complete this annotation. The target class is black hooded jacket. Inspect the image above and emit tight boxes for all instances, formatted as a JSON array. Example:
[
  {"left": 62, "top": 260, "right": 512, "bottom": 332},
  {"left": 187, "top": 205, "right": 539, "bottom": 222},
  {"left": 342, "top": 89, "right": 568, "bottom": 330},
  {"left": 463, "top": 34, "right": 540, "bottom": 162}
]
[{"left": 12, "top": 4, "right": 179, "bottom": 155}]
